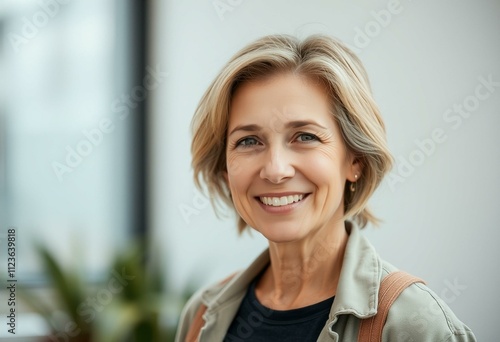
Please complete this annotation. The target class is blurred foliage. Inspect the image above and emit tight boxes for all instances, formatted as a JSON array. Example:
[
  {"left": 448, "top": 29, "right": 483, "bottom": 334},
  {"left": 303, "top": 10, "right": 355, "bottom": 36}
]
[{"left": 20, "top": 240, "right": 192, "bottom": 342}]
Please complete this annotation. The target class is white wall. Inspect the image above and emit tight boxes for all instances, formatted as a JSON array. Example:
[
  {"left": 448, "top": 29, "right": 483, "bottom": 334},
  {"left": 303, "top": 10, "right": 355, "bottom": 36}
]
[{"left": 149, "top": 0, "right": 500, "bottom": 340}]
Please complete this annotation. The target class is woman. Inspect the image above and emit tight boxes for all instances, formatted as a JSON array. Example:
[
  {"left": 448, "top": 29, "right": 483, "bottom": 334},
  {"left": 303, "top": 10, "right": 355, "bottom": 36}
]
[{"left": 175, "top": 35, "right": 476, "bottom": 341}]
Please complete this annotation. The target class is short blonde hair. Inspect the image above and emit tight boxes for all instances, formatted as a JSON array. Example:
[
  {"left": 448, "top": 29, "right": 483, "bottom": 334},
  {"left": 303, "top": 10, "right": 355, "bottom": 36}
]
[{"left": 191, "top": 34, "right": 393, "bottom": 232}]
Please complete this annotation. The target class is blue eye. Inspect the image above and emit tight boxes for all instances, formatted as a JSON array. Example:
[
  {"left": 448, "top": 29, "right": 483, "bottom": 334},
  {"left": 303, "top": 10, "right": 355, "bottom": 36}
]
[
  {"left": 296, "top": 133, "right": 319, "bottom": 142},
  {"left": 237, "top": 137, "right": 259, "bottom": 147}
]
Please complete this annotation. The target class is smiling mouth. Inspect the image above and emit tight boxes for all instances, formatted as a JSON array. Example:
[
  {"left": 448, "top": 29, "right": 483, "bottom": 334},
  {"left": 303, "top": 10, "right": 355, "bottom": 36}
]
[{"left": 258, "top": 194, "right": 305, "bottom": 207}]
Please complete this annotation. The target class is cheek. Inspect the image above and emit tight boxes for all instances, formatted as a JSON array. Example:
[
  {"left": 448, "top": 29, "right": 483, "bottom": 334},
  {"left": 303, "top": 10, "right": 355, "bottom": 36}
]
[
  {"left": 226, "top": 154, "right": 243, "bottom": 184},
  {"left": 225, "top": 156, "right": 256, "bottom": 223},
  {"left": 226, "top": 149, "right": 250, "bottom": 175},
  {"left": 303, "top": 148, "right": 347, "bottom": 185},
  {"left": 226, "top": 153, "right": 253, "bottom": 196}
]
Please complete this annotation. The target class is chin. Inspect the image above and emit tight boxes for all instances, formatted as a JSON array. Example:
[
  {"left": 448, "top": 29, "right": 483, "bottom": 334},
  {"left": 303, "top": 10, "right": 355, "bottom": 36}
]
[{"left": 252, "top": 223, "right": 307, "bottom": 243}]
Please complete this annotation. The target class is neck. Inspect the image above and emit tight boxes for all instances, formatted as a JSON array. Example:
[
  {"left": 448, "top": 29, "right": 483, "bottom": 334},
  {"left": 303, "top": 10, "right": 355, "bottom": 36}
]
[{"left": 256, "top": 219, "right": 349, "bottom": 310}]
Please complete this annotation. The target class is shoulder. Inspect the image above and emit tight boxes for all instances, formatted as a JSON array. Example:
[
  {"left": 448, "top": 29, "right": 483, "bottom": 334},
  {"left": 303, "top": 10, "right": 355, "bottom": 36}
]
[
  {"left": 380, "top": 263, "right": 476, "bottom": 342},
  {"left": 174, "top": 273, "right": 239, "bottom": 342},
  {"left": 174, "top": 285, "right": 205, "bottom": 342}
]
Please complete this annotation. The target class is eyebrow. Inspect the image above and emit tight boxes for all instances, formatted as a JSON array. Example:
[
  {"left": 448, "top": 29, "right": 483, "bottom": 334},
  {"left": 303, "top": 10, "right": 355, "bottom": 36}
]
[{"left": 228, "top": 120, "right": 327, "bottom": 136}]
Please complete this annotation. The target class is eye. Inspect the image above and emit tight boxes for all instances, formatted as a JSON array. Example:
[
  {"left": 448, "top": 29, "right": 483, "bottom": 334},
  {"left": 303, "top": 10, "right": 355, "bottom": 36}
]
[
  {"left": 295, "top": 133, "right": 319, "bottom": 142},
  {"left": 236, "top": 136, "right": 259, "bottom": 147}
]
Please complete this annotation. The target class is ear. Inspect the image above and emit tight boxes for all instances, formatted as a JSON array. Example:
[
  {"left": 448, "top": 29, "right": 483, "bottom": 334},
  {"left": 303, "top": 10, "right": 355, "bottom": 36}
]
[{"left": 346, "top": 156, "right": 363, "bottom": 182}]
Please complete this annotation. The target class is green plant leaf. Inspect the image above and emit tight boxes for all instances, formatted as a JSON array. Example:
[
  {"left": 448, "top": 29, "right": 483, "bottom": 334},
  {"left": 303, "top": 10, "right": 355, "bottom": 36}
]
[{"left": 35, "top": 243, "right": 89, "bottom": 330}]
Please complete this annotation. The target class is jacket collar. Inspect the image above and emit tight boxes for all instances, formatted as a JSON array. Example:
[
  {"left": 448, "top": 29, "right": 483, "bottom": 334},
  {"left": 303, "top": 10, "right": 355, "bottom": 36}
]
[
  {"left": 201, "top": 222, "right": 381, "bottom": 321},
  {"left": 328, "top": 222, "right": 380, "bottom": 321}
]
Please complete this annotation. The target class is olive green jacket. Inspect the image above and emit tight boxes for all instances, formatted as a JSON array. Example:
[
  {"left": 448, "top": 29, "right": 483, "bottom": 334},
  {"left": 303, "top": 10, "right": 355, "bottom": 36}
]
[{"left": 175, "top": 224, "right": 476, "bottom": 341}]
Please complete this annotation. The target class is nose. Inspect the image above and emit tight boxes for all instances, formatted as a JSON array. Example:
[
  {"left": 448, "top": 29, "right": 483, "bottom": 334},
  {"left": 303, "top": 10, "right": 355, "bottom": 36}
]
[{"left": 259, "top": 145, "right": 295, "bottom": 184}]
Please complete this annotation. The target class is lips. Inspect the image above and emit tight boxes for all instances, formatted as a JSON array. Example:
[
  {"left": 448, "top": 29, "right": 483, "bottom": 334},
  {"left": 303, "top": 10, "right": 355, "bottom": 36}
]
[{"left": 258, "top": 194, "right": 305, "bottom": 207}]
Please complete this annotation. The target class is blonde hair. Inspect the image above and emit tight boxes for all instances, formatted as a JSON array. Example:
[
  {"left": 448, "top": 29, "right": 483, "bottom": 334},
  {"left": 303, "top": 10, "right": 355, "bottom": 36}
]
[{"left": 191, "top": 34, "right": 393, "bottom": 232}]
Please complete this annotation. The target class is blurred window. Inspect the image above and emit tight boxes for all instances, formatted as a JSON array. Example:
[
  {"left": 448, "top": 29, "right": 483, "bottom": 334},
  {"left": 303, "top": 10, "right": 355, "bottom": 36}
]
[{"left": 0, "top": 0, "right": 146, "bottom": 282}]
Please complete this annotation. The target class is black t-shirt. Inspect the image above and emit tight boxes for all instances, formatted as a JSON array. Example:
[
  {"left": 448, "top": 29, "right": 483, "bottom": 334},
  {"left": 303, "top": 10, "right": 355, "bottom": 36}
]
[{"left": 223, "top": 278, "right": 334, "bottom": 342}]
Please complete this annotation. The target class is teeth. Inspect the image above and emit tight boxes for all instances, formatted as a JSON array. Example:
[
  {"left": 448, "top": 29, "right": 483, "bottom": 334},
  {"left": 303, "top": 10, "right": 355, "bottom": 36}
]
[{"left": 259, "top": 194, "right": 304, "bottom": 207}]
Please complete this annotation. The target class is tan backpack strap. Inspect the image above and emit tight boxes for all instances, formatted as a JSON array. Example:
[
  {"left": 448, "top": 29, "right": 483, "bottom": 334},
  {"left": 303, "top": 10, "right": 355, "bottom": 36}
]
[
  {"left": 185, "top": 304, "right": 207, "bottom": 342},
  {"left": 184, "top": 273, "right": 237, "bottom": 342},
  {"left": 358, "top": 271, "right": 426, "bottom": 342}
]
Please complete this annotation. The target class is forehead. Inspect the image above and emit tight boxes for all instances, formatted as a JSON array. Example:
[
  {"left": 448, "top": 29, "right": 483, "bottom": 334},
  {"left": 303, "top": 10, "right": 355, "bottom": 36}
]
[{"left": 228, "top": 73, "right": 333, "bottom": 128}]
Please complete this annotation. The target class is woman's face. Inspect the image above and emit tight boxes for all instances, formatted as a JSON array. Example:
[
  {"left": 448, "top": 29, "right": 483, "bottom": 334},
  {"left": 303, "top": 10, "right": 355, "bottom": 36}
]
[{"left": 225, "top": 73, "right": 360, "bottom": 243}]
